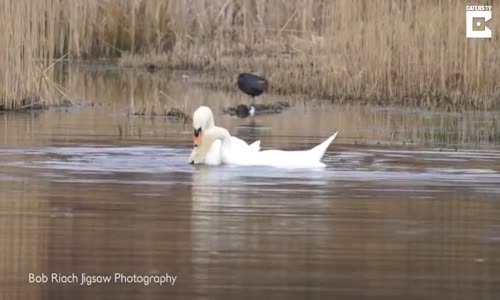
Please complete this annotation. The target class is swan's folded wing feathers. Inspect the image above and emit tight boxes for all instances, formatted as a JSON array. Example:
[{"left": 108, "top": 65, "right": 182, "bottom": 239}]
[
  {"left": 204, "top": 140, "right": 223, "bottom": 165},
  {"left": 308, "top": 131, "right": 338, "bottom": 161},
  {"left": 249, "top": 140, "right": 261, "bottom": 152},
  {"left": 236, "top": 132, "right": 338, "bottom": 167}
]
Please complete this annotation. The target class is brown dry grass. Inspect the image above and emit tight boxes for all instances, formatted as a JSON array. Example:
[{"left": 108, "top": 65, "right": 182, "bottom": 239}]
[
  {"left": 2, "top": 0, "right": 499, "bottom": 111},
  {"left": 0, "top": 0, "right": 67, "bottom": 110},
  {"left": 1, "top": 0, "right": 173, "bottom": 110},
  {"left": 160, "top": 0, "right": 500, "bottom": 110}
]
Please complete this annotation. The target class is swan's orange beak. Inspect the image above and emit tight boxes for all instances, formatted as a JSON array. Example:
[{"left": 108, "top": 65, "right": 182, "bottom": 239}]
[
  {"left": 193, "top": 127, "right": 202, "bottom": 146},
  {"left": 193, "top": 134, "right": 201, "bottom": 146}
]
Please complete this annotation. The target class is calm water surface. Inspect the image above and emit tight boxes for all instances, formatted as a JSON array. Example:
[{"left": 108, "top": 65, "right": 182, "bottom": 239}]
[{"left": 1, "top": 65, "right": 499, "bottom": 299}]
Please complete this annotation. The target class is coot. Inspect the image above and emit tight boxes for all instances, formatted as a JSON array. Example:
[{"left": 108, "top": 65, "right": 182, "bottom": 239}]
[
  {"left": 237, "top": 73, "right": 268, "bottom": 99},
  {"left": 235, "top": 104, "right": 255, "bottom": 118}
]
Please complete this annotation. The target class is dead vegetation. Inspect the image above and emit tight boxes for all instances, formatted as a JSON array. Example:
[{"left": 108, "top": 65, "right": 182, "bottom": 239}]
[
  {"left": 0, "top": 1, "right": 67, "bottom": 110},
  {"left": 2, "top": 0, "right": 499, "bottom": 111},
  {"left": 160, "top": 0, "right": 500, "bottom": 110}
]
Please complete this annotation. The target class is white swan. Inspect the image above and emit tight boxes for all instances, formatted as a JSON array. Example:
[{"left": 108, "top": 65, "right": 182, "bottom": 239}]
[
  {"left": 196, "top": 126, "right": 338, "bottom": 168},
  {"left": 188, "top": 106, "right": 260, "bottom": 165}
]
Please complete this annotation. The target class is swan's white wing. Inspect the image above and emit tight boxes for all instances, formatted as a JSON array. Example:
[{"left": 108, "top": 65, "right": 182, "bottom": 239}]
[
  {"left": 191, "top": 137, "right": 259, "bottom": 165},
  {"left": 221, "top": 132, "right": 338, "bottom": 168},
  {"left": 229, "top": 136, "right": 260, "bottom": 152},
  {"left": 249, "top": 140, "right": 261, "bottom": 152},
  {"left": 250, "top": 150, "right": 326, "bottom": 167},
  {"left": 204, "top": 140, "right": 222, "bottom": 165},
  {"left": 226, "top": 150, "right": 324, "bottom": 167}
]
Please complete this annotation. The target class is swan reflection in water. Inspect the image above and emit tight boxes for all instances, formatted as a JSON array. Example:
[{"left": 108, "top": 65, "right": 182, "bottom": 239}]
[{"left": 189, "top": 164, "right": 333, "bottom": 291}]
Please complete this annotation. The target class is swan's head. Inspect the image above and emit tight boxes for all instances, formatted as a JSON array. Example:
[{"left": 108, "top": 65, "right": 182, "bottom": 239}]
[{"left": 192, "top": 106, "right": 215, "bottom": 147}]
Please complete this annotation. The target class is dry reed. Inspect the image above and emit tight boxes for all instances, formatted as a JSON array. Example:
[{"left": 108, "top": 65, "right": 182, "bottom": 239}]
[
  {"left": 0, "top": 0, "right": 64, "bottom": 110},
  {"left": 2, "top": 0, "right": 499, "bottom": 110},
  {"left": 161, "top": 0, "right": 500, "bottom": 110},
  {"left": 0, "top": 0, "right": 173, "bottom": 110}
]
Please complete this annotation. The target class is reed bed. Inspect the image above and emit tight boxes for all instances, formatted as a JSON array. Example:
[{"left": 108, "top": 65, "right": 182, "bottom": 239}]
[
  {"left": 1, "top": 0, "right": 499, "bottom": 110},
  {"left": 0, "top": 0, "right": 63, "bottom": 110},
  {"left": 0, "top": 0, "right": 173, "bottom": 110},
  {"left": 162, "top": 0, "right": 500, "bottom": 110}
]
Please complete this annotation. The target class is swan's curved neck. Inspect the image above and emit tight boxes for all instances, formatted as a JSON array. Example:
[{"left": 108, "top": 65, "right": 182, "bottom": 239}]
[
  {"left": 205, "top": 115, "right": 215, "bottom": 129},
  {"left": 196, "top": 126, "right": 231, "bottom": 160},
  {"left": 202, "top": 126, "right": 230, "bottom": 146}
]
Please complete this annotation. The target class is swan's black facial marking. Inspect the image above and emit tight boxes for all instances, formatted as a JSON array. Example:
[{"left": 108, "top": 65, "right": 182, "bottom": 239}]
[
  {"left": 189, "top": 160, "right": 194, "bottom": 164},
  {"left": 193, "top": 127, "right": 202, "bottom": 147}
]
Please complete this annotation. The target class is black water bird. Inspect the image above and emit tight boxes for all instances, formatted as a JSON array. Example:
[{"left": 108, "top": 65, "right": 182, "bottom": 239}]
[
  {"left": 235, "top": 104, "right": 255, "bottom": 118},
  {"left": 237, "top": 73, "right": 268, "bottom": 100},
  {"left": 224, "top": 102, "right": 291, "bottom": 118},
  {"left": 146, "top": 64, "right": 158, "bottom": 73}
]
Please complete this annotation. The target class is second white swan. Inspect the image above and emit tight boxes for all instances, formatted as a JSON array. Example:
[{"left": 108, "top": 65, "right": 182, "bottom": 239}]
[{"left": 188, "top": 106, "right": 260, "bottom": 165}]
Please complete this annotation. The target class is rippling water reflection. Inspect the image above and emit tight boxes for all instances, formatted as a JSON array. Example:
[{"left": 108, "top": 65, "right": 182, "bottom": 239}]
[{"left": 1, "top": 65, "right": 500, "bottom": 299}]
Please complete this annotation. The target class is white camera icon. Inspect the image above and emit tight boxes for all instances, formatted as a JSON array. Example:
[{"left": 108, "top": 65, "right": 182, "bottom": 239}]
[{"left": 466, "top": 10, "right": 492, "bottom": 39}]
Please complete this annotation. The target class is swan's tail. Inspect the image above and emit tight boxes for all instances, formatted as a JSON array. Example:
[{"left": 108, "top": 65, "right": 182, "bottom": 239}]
[{"left": 309, "top": 131, "right": 338, "bottom": 161}]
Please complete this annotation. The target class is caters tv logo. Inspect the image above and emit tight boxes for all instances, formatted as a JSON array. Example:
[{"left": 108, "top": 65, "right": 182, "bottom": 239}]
[{"left": 466, "top": 5, "right": 493, "bottom": 38}]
